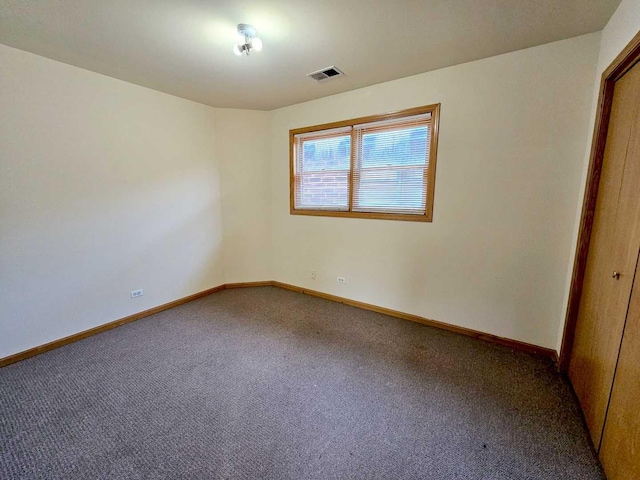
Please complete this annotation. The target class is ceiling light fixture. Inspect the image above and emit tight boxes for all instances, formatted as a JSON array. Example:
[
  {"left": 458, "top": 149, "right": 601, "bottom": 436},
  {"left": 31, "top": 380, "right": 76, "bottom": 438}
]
[{"left": 233, "top": 24, "right": 262, "bottom": 56}]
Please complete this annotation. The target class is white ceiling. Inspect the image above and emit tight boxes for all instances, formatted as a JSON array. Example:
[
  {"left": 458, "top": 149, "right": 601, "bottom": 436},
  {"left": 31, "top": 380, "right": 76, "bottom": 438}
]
[{"left": 0, "top": 0, "right": 620, "bottom": 110}]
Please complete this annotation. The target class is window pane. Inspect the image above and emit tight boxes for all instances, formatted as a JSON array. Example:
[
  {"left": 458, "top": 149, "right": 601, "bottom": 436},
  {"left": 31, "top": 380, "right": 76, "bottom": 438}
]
[
  {"left": 361, "top": 126, "right": 428, "bottom": 168},
  {"left": 296, "top": 171, "right": 349, "bottom": 210},
  {"left": 301, "top": 135, "right": 351, "bottom": 172},
  {"left": 354, "top": 167, "right": 425, "bottom": 213}
]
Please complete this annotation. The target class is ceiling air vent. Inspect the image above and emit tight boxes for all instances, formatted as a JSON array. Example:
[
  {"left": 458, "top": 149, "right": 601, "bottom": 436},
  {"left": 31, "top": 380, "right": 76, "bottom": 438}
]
[{"left": 307, "top": 66, "right": 345, "bottom": 82}]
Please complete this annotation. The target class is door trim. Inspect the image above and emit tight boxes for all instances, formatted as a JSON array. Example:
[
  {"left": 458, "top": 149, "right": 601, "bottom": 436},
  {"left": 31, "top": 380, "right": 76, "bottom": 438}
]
[{"left": 559, "top": 30, "right": 640, "bottom": 373}]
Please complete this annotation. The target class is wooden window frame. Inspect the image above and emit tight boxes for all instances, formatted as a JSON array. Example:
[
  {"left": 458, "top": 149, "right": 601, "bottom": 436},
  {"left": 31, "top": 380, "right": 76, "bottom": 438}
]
[{"left": 289, "top": 104, "right": 441, "bottom": 222}]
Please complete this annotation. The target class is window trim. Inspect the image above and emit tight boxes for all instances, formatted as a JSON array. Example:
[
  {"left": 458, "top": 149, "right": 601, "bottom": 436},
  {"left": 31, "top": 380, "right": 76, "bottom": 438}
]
[{"left": 289, "top": 103, "right": 440, "bottom": 222}]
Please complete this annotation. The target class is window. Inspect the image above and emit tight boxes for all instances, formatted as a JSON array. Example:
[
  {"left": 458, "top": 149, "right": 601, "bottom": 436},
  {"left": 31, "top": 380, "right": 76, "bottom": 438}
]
[{"left": 290, "top": 104, "right": 440, "bottom": 222}]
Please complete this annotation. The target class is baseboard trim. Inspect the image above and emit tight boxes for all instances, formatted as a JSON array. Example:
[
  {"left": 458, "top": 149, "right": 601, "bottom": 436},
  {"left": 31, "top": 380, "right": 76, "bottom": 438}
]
[
  {"left": 225, "top": 281, "right": 273, "bottom": 289},
  {"left": 1, "top": 280, "right": 557, "bottom": 368},
  {"left": 271, "top": 281, "right": 557, "bottom": 361},
  {"left": 0, "top": 284, "right": 227, "bottom": 368}
]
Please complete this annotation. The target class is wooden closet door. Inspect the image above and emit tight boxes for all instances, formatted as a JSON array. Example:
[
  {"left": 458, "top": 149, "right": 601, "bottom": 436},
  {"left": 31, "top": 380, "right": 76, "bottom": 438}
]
[
  {"left": 568, "top": 61, "right": 640, "bottom": 447},
  {"left": 600, "top": 256, "right": 640, "bottom": 479},
  {"left": 598, "top": 87, "right": 640, "bottom": 478}
]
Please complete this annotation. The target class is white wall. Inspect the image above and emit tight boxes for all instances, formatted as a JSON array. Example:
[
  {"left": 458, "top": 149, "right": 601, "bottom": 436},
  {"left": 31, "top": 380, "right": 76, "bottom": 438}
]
[
  {"left": 216, "top": 109, "right": 272, "bottom": 283},
  {"left": 558, "top": 0, "right": 640, "bottom": 351},
  {"left": 597, "top": 0, "right": 640, "bottom": 73},
  {"left": 269, "top": 33, "right": 601, "bottom": 350},
  {"left": 0, "top": 44, "right": 226, "bottom": 358}
]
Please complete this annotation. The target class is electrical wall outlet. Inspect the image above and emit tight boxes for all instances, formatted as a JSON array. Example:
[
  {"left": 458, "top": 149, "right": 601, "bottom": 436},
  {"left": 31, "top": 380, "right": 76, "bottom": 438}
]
[
  {"left": 337, "top": 276, "right": 346, "bottom": 284},
  {"left": 311, "top": 270, "right": 317, "bottom": 280},
  {"left": 130, "top": 289, "right": 144, "bottom": 299}
]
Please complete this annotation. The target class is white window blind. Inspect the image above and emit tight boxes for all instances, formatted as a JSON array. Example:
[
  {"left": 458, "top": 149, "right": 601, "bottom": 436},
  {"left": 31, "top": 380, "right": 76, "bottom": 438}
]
[
  {"left": 290, "top": 104, "right": 439, "bottom": 221},
  {"left": 353, "top": 113, "right": 431, "bottom": 215}
]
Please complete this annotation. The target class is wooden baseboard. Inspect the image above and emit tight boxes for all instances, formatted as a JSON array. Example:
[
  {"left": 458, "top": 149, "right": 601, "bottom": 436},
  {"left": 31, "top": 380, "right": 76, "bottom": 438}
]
[
  {"left": 225, "top": 281, "right": 273, "bottom": 289},
  {"left": 271, "top": 281, "right": 557, "bottom": 360},
  {"left": 0, "top": 280, "right": 557, "bottom": 368},
  {"left": 0, "top": 284, "right": 227, "bottom": 368}
]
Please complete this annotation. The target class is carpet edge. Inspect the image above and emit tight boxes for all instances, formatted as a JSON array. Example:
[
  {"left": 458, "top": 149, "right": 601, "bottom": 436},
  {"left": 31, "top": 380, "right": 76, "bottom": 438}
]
[
  {"left": 1, "top": 281, "right": 558, "bottom": 368},
  {"left": 0, "top": 284, "right": 227, "bottom": 368}
]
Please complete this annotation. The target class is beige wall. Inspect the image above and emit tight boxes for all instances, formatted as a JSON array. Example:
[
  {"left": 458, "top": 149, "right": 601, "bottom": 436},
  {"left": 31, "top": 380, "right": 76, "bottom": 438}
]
[
  {"left": 216, "top": 109, "right": 272, "bottom": 283},
  {"left": 269, "top": 33, "right": 601, "bottom": 350},
  {"left": 597, "top": 0, "right": 640, "bottom": 73},
  {"left": 0, "top": 44, "right": 226, "bottom": 358}
]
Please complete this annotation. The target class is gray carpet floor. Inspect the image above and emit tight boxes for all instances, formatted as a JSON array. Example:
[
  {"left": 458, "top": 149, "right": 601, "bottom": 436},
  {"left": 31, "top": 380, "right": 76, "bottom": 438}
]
[{"left": 1, "top": 286, "right": 603, "bottom": 479}]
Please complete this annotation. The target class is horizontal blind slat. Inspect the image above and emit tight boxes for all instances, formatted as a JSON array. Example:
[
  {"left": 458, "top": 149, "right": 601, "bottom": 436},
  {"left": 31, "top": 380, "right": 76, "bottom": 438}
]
[
  {"left": 294, "top": 126, "right": 352, "bottom": 141},
  {"left": 354, "top": 112, "right": 431, "bottom": 130}
]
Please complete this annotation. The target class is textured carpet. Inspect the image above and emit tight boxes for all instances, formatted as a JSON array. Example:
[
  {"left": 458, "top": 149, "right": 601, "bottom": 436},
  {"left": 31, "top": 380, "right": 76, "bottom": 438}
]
[{"left": 1, "top": 286, "right": 603, "bottom": 479}]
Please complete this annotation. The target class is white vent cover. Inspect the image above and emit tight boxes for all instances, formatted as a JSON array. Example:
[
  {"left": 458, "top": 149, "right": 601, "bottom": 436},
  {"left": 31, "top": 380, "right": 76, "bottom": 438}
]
[{"left": 307, "top": 66, "right": 345, "bottom": 82}]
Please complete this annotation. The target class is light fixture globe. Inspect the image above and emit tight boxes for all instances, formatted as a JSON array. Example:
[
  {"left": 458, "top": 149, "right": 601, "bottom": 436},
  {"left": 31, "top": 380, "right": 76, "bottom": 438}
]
[
  {"left": 233, "top": 44, "right": 243, "bottom": 56},
  {"left": 251, "top": 37, "right": 262, "bottom": 52}
]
